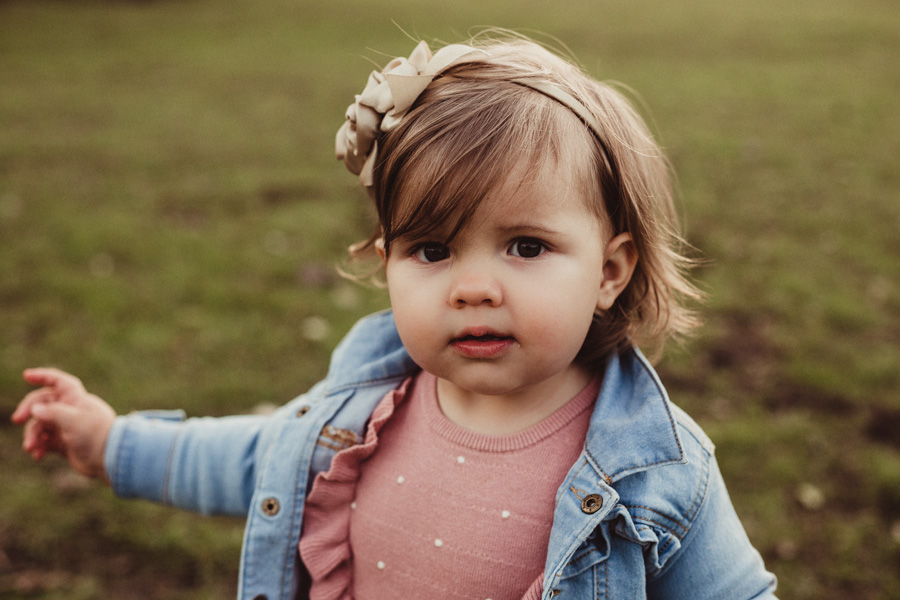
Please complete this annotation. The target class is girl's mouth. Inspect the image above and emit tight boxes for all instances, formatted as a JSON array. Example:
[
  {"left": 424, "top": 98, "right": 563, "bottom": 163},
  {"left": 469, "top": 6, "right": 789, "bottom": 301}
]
[{"left": 450, "top": 333, "right": 516, "bottom": 359}]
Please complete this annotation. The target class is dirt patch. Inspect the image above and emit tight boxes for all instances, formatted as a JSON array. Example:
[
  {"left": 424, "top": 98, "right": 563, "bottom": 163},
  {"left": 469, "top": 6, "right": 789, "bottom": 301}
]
[
  {"left": 703, "top": 310, "right": 782, "bottom": 392},
  {"left": 763, "top": 381, "right": 856, "bottom": 415},
  {"left": 1, "top": 519, "right": 239, "bottom": 599},
  {"left": 705, "top": 313, "right": 779, "bottom": 370},
  {"left": 258, "top": 182, "right": 324, "bottom": 206},
  {"left": 865, "top": 406, "right": 900, "bottom": 451}
]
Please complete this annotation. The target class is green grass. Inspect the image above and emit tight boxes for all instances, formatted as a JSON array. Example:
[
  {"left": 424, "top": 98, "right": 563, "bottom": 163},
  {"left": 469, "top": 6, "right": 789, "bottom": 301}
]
[{"left": 2, "top": 0, "right": 899, "bottom": 597}]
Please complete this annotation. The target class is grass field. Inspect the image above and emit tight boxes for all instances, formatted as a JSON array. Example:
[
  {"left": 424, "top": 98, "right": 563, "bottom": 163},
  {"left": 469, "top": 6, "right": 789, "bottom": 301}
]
[{"left": 1, "top": 0, "right": 899, "bottom": 597}]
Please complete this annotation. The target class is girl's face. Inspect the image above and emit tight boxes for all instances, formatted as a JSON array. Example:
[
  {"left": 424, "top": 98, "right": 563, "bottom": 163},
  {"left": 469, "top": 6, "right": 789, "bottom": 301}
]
[{"left": 383, "top": 161, "right": 636, "bottom": 428}]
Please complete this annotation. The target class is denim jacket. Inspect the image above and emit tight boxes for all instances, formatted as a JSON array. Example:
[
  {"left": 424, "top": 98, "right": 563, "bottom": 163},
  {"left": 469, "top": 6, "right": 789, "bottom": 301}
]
[{"left": 104, "top": 310, "right": 777, "bottom": 600}]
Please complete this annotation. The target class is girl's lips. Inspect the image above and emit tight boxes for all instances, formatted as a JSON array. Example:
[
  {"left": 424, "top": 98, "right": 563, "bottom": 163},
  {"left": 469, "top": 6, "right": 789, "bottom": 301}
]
[{"left": 450, "top": 333, "right": 516, "bottom": 359}]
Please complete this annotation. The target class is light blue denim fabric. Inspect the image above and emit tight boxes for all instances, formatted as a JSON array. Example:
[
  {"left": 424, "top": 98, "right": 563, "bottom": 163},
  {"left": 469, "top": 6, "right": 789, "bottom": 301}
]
[{"left": 104, "top": 310, "right": 777, "bottom": 600}]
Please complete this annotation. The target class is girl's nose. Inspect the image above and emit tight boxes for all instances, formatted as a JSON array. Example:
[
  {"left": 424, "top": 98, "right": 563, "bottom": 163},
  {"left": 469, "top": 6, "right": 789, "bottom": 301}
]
[{"left": 448, "top": 268, "right": 503, "bottom": 307}]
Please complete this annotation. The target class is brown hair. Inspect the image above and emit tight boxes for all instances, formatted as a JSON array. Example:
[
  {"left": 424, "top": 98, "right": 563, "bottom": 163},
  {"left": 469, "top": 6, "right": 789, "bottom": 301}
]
[{"left": 347, "top": 35, "right": 702, "bottom": 364}]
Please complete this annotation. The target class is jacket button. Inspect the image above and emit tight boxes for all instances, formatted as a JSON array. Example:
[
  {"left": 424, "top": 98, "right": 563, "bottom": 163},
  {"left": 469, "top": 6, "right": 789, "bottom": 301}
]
[
  {"left": 581, "top": 494, "right": 603, "bottom": 514},
  {"left": 262, "top": 497, "right": 280, "bottom": 516},
  {"left": 252, "top": 596, "right": 267, "bottom": 600},
  {"left": 296, "top": 406, "right": 310, "bottom": 417}
]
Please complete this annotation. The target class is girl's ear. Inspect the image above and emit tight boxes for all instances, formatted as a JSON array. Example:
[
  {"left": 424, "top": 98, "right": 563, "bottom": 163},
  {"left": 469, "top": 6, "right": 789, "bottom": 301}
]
[
  {"left": 375, "top": 238, "right": 387, "bottom": 262},
  {"left": 597, "top": 232, "right": 638, "bottom": 310}
]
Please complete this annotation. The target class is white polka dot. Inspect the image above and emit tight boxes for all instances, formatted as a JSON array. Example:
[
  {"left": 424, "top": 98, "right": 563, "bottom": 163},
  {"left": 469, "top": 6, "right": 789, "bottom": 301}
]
[
  {"left": 350, "top": 501, "right": 357, "bottom": 510},
  {"left": 501, "top": 510, "right": 511, "bottom": 519},
  {"left": 434, "top": 538, "right": 443, "bottom": 547},
  {"left": 396, "top": 475, "right": 405, "bottom": 484},
  {"left": 377, "top": 560, "right": 386, "bottom": 570},
  {"left": 456, "top": 455, "right": 465, "bottom": 464}
]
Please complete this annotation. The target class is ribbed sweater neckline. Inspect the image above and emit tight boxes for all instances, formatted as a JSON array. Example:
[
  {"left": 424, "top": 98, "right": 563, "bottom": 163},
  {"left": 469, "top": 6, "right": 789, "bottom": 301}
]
[{"left": 418, "top": 371, "right": 599, "bottom": 453}]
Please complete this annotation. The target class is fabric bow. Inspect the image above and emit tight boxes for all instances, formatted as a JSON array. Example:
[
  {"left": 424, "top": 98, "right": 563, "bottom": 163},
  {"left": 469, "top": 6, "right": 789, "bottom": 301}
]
[{"left": 335, "top": 41, "right": 485, "bottom": 193}]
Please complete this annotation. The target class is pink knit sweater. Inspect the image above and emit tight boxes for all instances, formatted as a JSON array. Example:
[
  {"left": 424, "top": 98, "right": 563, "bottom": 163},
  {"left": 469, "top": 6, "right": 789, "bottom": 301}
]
[{"left": 300, "top": 371, "right": 597, "bottom": 600}]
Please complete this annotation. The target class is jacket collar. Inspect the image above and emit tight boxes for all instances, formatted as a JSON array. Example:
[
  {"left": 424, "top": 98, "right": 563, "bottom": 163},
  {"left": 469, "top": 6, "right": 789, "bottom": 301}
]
[
  {"left": 584, "top": 349, "right": 685, "bottom": 483},
  {"left": 324, "top": 310, "right": 420, "bottom": 394},
  {"left": 326, "top": 310, "right": 684, "bottom": 479}
]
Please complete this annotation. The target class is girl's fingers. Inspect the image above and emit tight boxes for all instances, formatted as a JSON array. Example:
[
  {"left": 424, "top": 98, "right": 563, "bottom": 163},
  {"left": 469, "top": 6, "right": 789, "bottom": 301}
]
[
  {"left": 33, "top": 401, "right": 78, "bottom": 433},
  {"left": 22, "top": 407, "right": 69, "bottom": 459},
  {"left": 23, "top": 417, "right": 52, "bottom": 456},
  {"left": 11, "top": 388, "right": 56, "bottom": 424},
  {"left": 22, "top": 368, "right": 84, "bottom": 393}
]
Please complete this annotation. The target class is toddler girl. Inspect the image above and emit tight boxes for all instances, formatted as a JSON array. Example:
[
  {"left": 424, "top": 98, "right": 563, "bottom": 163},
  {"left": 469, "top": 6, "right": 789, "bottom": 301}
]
[{"left": 14, "top": 34, "right": 778, "bottom": 600}]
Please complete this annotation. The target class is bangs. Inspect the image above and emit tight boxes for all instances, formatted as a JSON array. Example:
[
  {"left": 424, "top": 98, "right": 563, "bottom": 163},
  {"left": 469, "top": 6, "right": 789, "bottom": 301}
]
[{"left": 374, "top": 79, "right": 598, "bottom": 252}]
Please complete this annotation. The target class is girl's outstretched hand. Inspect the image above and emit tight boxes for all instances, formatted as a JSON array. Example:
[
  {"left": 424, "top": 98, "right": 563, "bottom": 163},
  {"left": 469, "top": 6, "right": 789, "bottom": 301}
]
[{"left": 11, "top": 368, "right": 117, "bottom": 484}]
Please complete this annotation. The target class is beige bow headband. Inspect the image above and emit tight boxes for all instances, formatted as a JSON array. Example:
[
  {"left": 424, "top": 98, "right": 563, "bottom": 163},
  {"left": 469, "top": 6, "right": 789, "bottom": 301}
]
[
  {"left": 335, "top": 41, "right": 486, "bottom": 194},
  {"left": 335, "top": 41, "right": 606, "bottom": 195}
]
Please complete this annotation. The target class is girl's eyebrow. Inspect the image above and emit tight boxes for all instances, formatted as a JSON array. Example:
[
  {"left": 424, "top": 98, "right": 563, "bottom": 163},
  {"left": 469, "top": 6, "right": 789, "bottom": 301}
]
[{"left": 495, "top": 223, "right": 563, "bottom": 237}]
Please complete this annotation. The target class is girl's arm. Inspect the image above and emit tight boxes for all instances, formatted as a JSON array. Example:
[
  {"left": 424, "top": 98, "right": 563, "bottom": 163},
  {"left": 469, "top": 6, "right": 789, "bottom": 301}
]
[
  {"left": 647, "top": 453, "right": 778, "bottom": 600},
  {"left": 12, "top": 367, "right": 272, "bottom": 517},
  {"left": 104, "top": 409, "right": 272, "bottom": 516}
]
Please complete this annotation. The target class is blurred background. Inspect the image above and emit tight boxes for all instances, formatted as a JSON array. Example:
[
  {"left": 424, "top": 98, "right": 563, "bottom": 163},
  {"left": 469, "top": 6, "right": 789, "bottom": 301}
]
[{"left": 1, "top": 0, "right": 898, "bottom": 598}]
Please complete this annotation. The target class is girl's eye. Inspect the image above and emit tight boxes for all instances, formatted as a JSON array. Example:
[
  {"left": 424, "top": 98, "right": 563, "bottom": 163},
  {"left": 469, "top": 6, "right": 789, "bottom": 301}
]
[
  {"left": 509, "top": 238, "right": 545, "bottom": 259},
  {"left": 414, "top": 242, "right": 450, "bottom": 263}
]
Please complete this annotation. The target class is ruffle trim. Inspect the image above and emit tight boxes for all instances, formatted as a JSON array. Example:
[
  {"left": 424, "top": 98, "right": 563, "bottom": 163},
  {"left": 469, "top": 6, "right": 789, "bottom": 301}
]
[{"left": 299, "top": 378, "right": 412, "bottom": 600}]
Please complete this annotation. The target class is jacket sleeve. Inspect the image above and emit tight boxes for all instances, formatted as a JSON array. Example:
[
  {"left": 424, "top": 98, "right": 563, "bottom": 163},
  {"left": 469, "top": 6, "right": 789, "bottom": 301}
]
[
  {"left": 646, "top": 452, "right": 778, "bottom": 600},
  {"left": 104, "top": 408, "right": 274, "bottom": 517}
]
